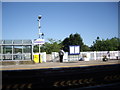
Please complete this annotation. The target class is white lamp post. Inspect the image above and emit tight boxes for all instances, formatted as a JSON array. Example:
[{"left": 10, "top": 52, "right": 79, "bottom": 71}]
[
  {"left": 38, "top": 15, "right": 42, "bottom": 38},
  {"left": 38, "top": 15, "right": 42, "bottom": 55},
  {"left": 33, "top": 15, "right": 45, "bottom": 63}
]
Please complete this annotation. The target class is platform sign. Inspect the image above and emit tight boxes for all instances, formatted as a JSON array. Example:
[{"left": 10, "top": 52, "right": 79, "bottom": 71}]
[
  {"left": 69, "top": 45, "right": 80, "bottom": 55},
  {"left": 34, "top": 39, "right": 45, "bottom": 45}
]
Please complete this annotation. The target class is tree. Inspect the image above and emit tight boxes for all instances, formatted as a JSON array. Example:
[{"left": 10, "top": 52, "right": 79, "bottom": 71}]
[
  {"left": 90, "top": 37, "right": 119, "bottom": 51},
  {"left": 40, "top": 38, "right": 62, "bottom": 54},
  {"left": 82, "top": 45, "right": 91, "bottom": 51},
  {"left": 62, "top": 33, "right": 84, "bottom": 52}
]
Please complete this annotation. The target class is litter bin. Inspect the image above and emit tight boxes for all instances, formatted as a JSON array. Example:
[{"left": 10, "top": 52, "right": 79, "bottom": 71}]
[{"left": 33, "top": 53, "right": 42, "bottom": 63}]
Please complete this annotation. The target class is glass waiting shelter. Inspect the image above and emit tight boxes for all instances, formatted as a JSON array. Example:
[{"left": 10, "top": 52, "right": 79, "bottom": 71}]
[{"left": 0, "top": 40, "right": 33, "bottom": 61}]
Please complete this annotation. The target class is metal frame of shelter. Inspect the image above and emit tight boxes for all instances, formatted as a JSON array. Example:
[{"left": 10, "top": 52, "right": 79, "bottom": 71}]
[{"left": 0, "top": 40, "right": 33, "bottom": 61}]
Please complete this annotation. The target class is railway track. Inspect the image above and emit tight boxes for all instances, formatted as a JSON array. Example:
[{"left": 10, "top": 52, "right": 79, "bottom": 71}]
[{"left": 1, "top": 60, "right": 120, "bottom": 89}]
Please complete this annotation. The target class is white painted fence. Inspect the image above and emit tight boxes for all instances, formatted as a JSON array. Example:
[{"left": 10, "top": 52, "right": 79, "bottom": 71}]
[
  {"left": 33, "top": 52, "right": 46, "bottom": 63},
  {"left": 51, "top": 51, "right": 120, "bottom": 62},
  {"left": 41, "top": 52, "right": 46, "bottom": 62},
  {"left": 51, "top": 52, "right": 68, "bottom": 62},
  {"left": 80, "top": 51, "right": 120, "bottom": 61}
]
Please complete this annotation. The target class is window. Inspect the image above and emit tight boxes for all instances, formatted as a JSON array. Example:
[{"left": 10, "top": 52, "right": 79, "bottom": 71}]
[
  {"left": 13, "top": 46, "right": 22, "bottom": 54},
  {"left": 23, "top": 46, "right": 31, "bottom": 53},
  {"left": 3, "top": 46, "right": 12, "bottom": 54},
  {"left": 3, "top": 46, "right": 12, "bottom": 60}
]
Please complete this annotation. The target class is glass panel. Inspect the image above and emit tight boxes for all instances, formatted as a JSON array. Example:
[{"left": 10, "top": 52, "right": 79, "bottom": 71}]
[
  {"left": 4, "top": 40, "right": 12, "bottom": 44},
  {"left": 0, "top": 55, "right": 1, "bottom": 60},
  {"left": 0, "top": 40, "right": 3, "bottom": 44},
  {"left": 3, "top": 46, "right": 12, "bottom": 54},
  {"left": 23, "top": 46, "right": 31, "bottom": 60},
  {"left": 23, "top": 53, "right": 31, "bottom": 60},
  {"left": 13, "top": 40, "right": 22, "bottom": 44},
  {"left": 0, "top": 46, "right": 1, "bottom": 54},
  {"left": 23, "top": 40, "right": 32, "bottom": 44},
  {"left": 13, "top": 46, "right": 22, "bottom": 60},
  {"left": 3, "top": 55, "right": 12, "bottom": 60},
  {"left": 13, "top": 54, "right": 22, "bottom": 60},
  {"left": 23, "top": 46, "right": 31, "bottom": 53},
  {"left": 13, "top": 46, "right": 22, "bottom": 54},
  {"left": 0, "top": 45, "right": 2, "bottom": 60}
]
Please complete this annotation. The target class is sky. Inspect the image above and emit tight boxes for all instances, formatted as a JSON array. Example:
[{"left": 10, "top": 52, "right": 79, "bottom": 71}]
[{"left": 2, "top": 2, "right": 118, "bottom": 46}]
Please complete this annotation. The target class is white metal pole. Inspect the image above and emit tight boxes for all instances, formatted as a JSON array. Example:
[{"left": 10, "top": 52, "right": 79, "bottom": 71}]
[
  {"left": 1, "top": 45, "right": 3, "bottom": 61},
  {"left": 39, "top": 44, "right": 40, "bottom": 55},
  {"left": 38, "top": 19, "right": 40, "bottom": 54},
  {"left": 38, "top": 19, "right": 41, "bottom": 38},
  {"left": 38, "top": 15, "right": 42, "bottom": 63}
]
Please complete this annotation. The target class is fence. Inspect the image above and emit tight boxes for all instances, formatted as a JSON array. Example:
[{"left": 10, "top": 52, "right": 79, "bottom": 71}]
[
  {"left": 51, "top": 51, "right": 120, "bottom": 62},
  {"left": 80, "top": 51, "right": 120, "bottom": 60}
]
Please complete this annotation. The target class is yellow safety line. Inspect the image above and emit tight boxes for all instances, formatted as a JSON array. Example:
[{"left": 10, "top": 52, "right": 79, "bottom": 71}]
[{"left": 0, "top": 62, "right": 119, "bottom": 71}]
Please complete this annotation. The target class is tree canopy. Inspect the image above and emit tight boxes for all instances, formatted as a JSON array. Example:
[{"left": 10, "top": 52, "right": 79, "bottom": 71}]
[
  {"left": 90, "top": 37, "right": 119, "bottom": 51},
  {"left": 34, "top": 38, "right": 62, "bottom": 54},
  {"left": 62, "top": 33, "right": 85, "bottom": 52},
  {"left": 33, "top": 34, "right": 119, "bottom": 54}
]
